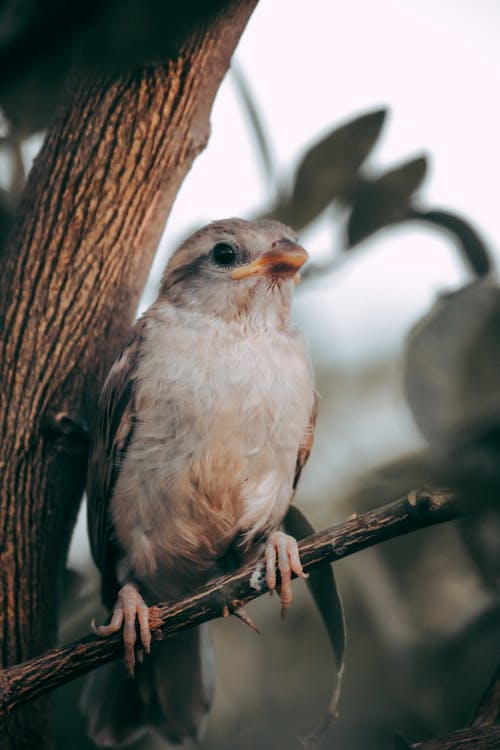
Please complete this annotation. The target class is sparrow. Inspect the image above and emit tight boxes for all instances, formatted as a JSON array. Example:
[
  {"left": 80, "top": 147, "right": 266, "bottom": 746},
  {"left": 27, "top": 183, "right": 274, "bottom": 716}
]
[{"left": 81, "top": 218, "right": 317, "bottom": 747}]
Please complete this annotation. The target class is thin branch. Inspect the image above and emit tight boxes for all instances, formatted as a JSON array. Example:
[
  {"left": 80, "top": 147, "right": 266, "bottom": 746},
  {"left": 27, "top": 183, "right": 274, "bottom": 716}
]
[
  {"left": 0, "top": 487, "right": 465, "bottom": 719},
  {"left": 472, "top": 661, "right": 500, "bottom": 728},
  {"left": 411, "top": 726, "right": 500, "bottom": 749},
  {"left": 407, "top": 659, "right": 500, "bottom": 749},
  {"left": 231, "top": 61, "right": 277, "bottom": 197}
]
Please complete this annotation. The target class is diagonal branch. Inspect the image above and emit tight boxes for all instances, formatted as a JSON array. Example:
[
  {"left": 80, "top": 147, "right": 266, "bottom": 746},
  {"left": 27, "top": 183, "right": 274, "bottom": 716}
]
[
  {"left": 407, "top": 661, "right": 500, "bottom": 749},
  {"left": 0, "top": 487, "right": 466, "bottom": 719},
  {"left": 472, "top": 661, "right": 500, "bottom": 728}
]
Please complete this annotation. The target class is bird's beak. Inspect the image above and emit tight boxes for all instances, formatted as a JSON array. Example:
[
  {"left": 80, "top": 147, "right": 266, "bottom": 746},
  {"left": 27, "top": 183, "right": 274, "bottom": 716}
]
[{"left": 231, "top": 240, "right": 309, "bottom": 281}]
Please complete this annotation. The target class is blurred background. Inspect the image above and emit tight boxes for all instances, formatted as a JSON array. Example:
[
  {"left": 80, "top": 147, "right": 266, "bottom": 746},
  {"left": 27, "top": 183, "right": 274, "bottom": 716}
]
[{"left": 2, "top": 0, "right": 500, "bottom": 748}]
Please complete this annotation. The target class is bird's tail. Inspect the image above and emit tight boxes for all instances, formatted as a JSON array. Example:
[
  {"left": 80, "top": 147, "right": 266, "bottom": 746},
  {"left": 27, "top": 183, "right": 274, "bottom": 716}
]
[{"left": 81, "top": 624, "right": 215, "bottom": 747}]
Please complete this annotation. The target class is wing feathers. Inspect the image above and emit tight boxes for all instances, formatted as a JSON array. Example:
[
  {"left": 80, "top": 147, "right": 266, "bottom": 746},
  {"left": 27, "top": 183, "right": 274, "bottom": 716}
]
[
  {"left": 86, "top": 324, "right": 145, "bottom": 603},
  {"left": 293, "top": 391, "right": 318, "bottom": 491}
]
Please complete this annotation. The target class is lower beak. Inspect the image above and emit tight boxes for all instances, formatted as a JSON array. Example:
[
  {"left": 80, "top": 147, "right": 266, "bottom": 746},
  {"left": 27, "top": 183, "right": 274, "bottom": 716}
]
[{"left": 231, "top": 240, "right": 309, "bottom": 281}]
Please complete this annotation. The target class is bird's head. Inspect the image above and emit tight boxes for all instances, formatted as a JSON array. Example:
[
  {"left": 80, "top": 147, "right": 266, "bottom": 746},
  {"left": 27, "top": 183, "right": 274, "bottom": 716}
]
[{"left": 159, "top": 218, "right": 308, "bottom": 326}]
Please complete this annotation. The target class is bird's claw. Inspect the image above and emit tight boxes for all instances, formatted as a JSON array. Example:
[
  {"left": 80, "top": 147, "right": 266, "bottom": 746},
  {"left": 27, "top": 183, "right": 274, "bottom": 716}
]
[
  {"left": 265, "top": 531, "right": 308, "bottom": 619},
  {"left": 91, "top": 582, "right": 151, "bottom": 676},
  {"left": 222, "top": 601, "right": 260, "bottom": 633},
  {"left": 232, "top": 602, "right": 260, "bottom": 634}
]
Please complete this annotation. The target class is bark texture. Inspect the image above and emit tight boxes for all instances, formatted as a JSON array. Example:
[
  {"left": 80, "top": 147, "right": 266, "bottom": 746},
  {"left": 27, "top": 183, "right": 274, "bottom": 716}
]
[
  {"left": 0, "top": 1, "right": 257, "bottom": 746},
  {"left": 412, "top": 726, "right": 500, "bottom": 749}
]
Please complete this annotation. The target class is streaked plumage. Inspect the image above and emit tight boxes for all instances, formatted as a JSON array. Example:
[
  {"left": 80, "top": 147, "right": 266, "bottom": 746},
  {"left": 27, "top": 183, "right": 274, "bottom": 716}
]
[{"left": 82, "top": 218, "right": 316, "bottom": 746}]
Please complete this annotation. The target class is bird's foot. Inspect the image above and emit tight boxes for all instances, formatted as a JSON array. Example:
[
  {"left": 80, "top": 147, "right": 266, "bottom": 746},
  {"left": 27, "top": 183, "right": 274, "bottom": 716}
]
[
  {"left": 265, "top": 531, "right": 308, "bottom": 619},
  {"left": 91, "top": 582, "right": 151, "bottom": 676}
]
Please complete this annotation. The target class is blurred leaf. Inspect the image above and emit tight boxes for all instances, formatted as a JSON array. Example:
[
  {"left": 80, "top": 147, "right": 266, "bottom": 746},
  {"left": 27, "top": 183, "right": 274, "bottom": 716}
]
[
  {"left": 284, "top": 505, "right": 346, "bottom": 745},
  {"left": 404, "top": 278, "right": 500, "bottom": 446},
  {"left": 410, "top": 209, "right": 491, "bottom": 277},
  {"left": 404, "top": 279, "right": 500, "bottom": 509},
  {"left": 458, "top": 512, "right": 500, "bottom": 591},
  {"left": 284, "top": 505, "right": 346, "bottom": 672},
  {"left": 347, "top": 155, "right": 427, "bottom": 246},
  {"left": 402, "top": 277, "right": 500, "bottom": 508},
  {"left": 264, "top": 108, "right": 387, "bottom": 230}
]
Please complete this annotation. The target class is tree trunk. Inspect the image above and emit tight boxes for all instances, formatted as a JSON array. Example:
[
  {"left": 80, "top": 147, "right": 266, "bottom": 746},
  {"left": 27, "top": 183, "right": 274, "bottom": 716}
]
[{"left": 0, "top": 1, "right": 257, "bottom": 746}]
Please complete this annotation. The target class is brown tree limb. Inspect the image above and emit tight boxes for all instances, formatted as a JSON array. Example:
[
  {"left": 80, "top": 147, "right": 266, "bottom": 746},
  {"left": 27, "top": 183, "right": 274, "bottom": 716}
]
[
  {"left": 411, "top": 726, "right": 500, "bottom": 749},
  {"left": 471, "top": 662, "right": 500, "bottom": 728},
  {"left": 0, "top": 487, "right": 467, "bottom": 719},
  {"left": 407, "top": 658, "right": 500, "bottom": 749},
  {"left": 0, "top": 2, "right": 257, "bottom": 746}
]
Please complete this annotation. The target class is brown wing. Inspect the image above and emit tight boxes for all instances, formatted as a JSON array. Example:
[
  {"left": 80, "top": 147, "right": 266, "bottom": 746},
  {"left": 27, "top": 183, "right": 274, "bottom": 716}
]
[
  {"left": 293, "top": 390, "right": 318, "bottom": 492},
  {"left": 86, "top": 324, "right": 145, "bottom": 607}
]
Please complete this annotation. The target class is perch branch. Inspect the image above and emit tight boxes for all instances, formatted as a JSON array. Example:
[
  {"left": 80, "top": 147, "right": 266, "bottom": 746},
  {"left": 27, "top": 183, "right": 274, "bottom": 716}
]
[{"left": 0, "top": 487, "right": 466, "bottom": 719}]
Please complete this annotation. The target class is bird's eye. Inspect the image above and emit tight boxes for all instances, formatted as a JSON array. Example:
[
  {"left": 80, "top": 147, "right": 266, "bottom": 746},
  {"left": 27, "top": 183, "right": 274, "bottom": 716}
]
[{"left": 211, "top": 242, "right": 238, "bottom": 268}]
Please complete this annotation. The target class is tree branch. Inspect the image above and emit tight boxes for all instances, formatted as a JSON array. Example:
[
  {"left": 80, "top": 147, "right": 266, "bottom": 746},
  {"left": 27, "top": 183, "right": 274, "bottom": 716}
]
[
  {"left": 411, "top": 726, "right": 500, "bottom": 750},
  {"left": 404, "top": 654, "right": 500, "bottom": 749},
  {"left": 0, "top": 487, "right": 466, "bottom": 719},
  {"left": 415, "top": 660, "right": 500, "bottom": 749},
  {"left": 472, "top": 662, "right": 500, "bottom": 728}
]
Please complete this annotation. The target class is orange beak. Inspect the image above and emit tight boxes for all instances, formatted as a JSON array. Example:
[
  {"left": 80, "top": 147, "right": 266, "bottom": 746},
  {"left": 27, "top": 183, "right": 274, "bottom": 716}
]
[{"left": 231, "top": 240, "right": 309, "bottom": 281}]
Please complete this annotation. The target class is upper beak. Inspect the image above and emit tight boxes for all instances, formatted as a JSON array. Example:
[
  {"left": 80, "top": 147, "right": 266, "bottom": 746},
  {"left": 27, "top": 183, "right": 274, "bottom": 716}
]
[{"left": 231, "top": 239, "right": 309, "bottom": 281}]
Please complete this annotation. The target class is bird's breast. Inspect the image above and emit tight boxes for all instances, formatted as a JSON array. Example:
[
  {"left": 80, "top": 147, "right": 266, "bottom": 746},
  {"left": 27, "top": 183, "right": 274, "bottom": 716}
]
[{"left": 111, "top": 312, "right": 314, "bottom": 596}]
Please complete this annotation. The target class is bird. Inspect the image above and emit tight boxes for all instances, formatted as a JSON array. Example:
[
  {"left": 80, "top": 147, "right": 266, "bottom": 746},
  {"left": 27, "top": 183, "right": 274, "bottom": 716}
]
[{"left": 81, "top": 218, "right": 317, "bottom": 747}]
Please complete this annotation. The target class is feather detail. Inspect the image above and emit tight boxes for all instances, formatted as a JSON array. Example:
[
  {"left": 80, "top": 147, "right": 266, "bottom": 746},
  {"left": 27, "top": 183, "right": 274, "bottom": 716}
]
[
  {"left": 293, "top": 391, "right": 318, "bottom": 491},
  {"left": 86, "top": 322, "right": 145, "bottom": 607},
  {"left": 81, "top": 626, "right": 214, "bottom": 746}
]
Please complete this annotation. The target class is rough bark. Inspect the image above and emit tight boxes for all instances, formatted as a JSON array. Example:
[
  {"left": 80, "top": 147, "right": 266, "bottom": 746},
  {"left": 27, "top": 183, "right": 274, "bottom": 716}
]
[
  {"left": 412, "top": 726, "right": 500, "bottom": 749},
  {"left": 0, "top": 488, "right": 464, "bottom": 716},
  {"left": 406, "top": 655, "right": 500, "bottom": 749},
  {"left": 0, "top": 1, "right": 257, "bottom": 747},
  {"left": 472, "top": 663, "right": 500, "bottom": 728}
]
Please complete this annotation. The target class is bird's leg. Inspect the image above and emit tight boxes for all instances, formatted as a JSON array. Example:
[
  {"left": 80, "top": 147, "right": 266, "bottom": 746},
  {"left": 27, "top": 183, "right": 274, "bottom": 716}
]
[
  {"left": 265, "top": 531, "right": 308, "bottom": 619},
  {"left": 91, "top": 582, "right": 151, "bottom": 675}
]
